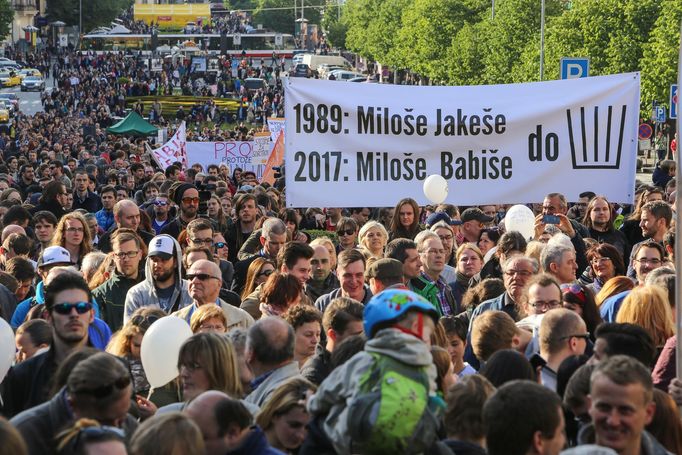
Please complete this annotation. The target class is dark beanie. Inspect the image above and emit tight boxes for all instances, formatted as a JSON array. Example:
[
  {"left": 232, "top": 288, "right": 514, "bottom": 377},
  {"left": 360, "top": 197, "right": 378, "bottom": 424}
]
[{"left": 173, "top": 183, "right": 196, "bottom": 206}]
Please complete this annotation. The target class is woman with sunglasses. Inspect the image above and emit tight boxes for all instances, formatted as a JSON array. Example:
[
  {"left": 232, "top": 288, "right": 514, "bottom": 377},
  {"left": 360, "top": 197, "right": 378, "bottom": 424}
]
[
  {"left": 335, "top": 217, "right": 359, "bottom": 253},
  {"left": 560, "top": 283, "right": 602, "bottom": 341},
  {"left": 585, "top": 243, "right": 625, "bottom": 294},
  {"left": 106, "top": 307, "right": 166, "bottom": 398},
  {"left": 241, "top": 257, "right": 276, "bottom": 303},
  {"left": 50, "top": 212, "right": 92, "bottom": 269}
]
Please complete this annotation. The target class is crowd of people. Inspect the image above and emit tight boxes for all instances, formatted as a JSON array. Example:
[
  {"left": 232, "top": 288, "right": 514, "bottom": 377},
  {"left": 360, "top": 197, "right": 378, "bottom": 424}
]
[{"left": 0, "top": 43, "right": 679, "bottom": 455}]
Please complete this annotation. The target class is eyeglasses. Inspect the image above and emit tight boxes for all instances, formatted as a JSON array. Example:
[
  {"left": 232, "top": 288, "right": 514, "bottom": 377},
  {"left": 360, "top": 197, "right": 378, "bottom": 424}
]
[
  {"left": 186, "top": 273, "right": 221, "bottom": 281},
  {"left": 504, "top": 269, "right": 533, "bottom": 278},
  {"left": 52, "top": 302, "right": 93, "bottom": 315},
  {"left": 634, "top": 258, "right": 662, "bottom": 266},
  {"left": 66, "top": 227, "right": 84, "bottom": 233},
  {"left": 590, "top": 257, "right": 612, "bottom": 265},
  {"left": 561, "top": 283, "right": 586, "bottom": 303},
  {"left": 130, "top": 314, "right": 160, "bottom": 329},
  {"left": 214, "top": 242, "right": 226, "bottom": 249},
  {"left": 529, "top": 300, "right": 561, "bottom": 310},
  {"left": 114, "top": 250, "right": 139, "bottom": 259},
  {"left": 182, "top": 197, "right": 200, "bottom": 205},
  {"left": 190, "top": 237, "right": 213, "bottom": 246},
  {"left": 75, "top": 425, "right": 126, "bottom": 446},
  {"left": 71, "top": 375, "right": 131, "bottom": 398},
  {"left": 154, "top": 199, "right": 168, "bottom": 206},
  {"left": 559, "top": 333, "right": 591, "bottom": 342},
  {"left": 423, "top": 248, "right": 445, "bottom": 255},
  {"left": 337, "top": 229, "right": 355, "bottom": 236},
  {"left": 257, "top": 269, "right": 274, "bottom": 278}
]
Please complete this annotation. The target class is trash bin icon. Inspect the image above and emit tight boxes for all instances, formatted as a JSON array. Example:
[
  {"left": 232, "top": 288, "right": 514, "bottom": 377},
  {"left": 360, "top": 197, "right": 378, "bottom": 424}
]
[{"left": 566, "top": 105, "right": 627, "bottom": 169}]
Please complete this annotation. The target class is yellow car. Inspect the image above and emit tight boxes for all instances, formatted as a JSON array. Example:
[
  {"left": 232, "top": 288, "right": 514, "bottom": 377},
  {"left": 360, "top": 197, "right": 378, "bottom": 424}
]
[
  {"left": 0, "top": 71, "right": 20, "bottom": 87},
  {"left": 0, "top": 107, "right": 9, "bottom": 122},
  {"left": 18, "top": 68, "right": 41, "bottom": 80}
]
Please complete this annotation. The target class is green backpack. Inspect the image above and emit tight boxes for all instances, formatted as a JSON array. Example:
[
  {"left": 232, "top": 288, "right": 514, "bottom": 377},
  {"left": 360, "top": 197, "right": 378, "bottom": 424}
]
[{"left": 346, "top": 352, "right": 445, "bottom": 455}]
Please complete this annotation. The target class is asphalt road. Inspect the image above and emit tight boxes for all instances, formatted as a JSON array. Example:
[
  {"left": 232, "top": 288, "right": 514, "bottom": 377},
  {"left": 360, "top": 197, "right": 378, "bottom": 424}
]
[{"left": 0, "top": 82, "right": 45, "bottom": 117}]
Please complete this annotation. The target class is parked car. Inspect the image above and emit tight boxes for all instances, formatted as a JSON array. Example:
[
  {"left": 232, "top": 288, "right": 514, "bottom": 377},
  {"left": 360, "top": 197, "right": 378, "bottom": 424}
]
[
  {"left": 328, "top": 70, "right": 365, "bottom": 81},
  {"left": 18, "top": 68, "right": 42, "bottom": 80},
  {"left": 21, "top": 75, "right": 45, "bottom": 91},
  {"left": 243, "top": 77, "right": 266, "bottom": 92}
]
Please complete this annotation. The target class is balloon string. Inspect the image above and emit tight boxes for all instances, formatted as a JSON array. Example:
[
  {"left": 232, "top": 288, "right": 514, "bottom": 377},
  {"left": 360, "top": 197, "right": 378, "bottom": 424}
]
[{"left": 147, "top": 388, "right": 154, "bottom": 401}]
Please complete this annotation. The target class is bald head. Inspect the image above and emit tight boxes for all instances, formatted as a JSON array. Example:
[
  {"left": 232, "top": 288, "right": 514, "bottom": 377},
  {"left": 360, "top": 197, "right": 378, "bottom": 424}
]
[
  {"left": 114, "top": 199, "right": 140, "bottom": 231},
  {"left": 2, "top": 224, "right": 25, "bottom": 243},
  {"left": 186, "top": 391, "right": 242, "bottom": 455},
  {"left": 246, "top": 316, "right": 295, "bottom": 376}
]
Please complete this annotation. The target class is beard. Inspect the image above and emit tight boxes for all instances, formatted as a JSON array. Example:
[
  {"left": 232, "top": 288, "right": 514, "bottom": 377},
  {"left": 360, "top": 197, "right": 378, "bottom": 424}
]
[{"left": 153, "top": 268, "right": 174, "bottom": 283}]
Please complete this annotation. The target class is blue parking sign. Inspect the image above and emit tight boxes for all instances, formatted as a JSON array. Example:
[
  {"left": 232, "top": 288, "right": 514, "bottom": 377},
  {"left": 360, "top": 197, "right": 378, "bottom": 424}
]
[
  {"left": 670, "top": 84, "right": 678, "bottom": 119},
  {"left": 560, "top": 58, "right": 589, "bottom": 79},
  {"left": 656, "top": 106, "right": 666, "bottom": 123}
]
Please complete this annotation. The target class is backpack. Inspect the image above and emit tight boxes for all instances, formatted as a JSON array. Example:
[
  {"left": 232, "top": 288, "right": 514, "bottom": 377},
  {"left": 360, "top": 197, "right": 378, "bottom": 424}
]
[{"left": 346, "top": 352, "right": 445, "bottom": 455}]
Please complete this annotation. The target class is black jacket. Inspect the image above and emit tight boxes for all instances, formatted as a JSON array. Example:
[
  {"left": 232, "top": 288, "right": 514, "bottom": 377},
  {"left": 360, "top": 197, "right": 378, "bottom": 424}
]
[
  {"left": 72, "top": 190, "right": 102, "bottom": 213},
  {"left": 98, "top": 226, "right": 155, "bottom": 254},
  {"left": 1, "top": 348, "right": 57, "bottom": 418}
]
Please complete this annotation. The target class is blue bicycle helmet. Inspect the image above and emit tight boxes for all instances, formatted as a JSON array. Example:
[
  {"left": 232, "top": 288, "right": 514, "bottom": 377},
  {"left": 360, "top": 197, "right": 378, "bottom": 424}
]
[{"left": 363, "top": 289, "right": 439, "bottom": 337}]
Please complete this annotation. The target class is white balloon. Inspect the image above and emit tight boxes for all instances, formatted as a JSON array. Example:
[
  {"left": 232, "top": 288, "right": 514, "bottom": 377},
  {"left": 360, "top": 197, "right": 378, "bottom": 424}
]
[
  {"left": 504, "top": 204, "right": 536, "bottom": 240},
  {"left": 141, "top": 316, "right": 193, "bottom": 389},
  {"left": 423, "top": 174, "right": 448, "bottom": 204},
  {"left": 0, "top": 318, "right": 15, "bottom": 382}
]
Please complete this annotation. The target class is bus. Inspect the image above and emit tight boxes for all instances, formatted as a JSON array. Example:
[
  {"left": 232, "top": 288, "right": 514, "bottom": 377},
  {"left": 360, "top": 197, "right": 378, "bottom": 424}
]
[{"left": 81, "top": 32, "right": 298, "bottom": 59}]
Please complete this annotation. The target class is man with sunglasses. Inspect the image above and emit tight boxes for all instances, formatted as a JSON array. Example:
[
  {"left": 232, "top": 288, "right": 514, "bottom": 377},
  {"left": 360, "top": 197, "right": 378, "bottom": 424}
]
[
  {"left": 537, "top": 308, "right": 588, "bottom": 392},
  {"left": 151, "top": 194, "right": 171, "bottom": 235},
  {"left": 2, "top": 273, "right": 96, "bottom": 418},
  {"left": 161, "top": 183, "right": 202, "bottom": 239},
  {"left": 93, "top": 229, "right": 145, "bottom": 332},
  {"left": 172, "top": 259, "right": 253, "bottom": 331}
]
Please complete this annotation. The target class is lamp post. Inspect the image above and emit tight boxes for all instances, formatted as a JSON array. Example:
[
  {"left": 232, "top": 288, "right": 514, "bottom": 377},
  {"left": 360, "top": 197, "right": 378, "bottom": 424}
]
[{"left": 539, "top": 0, "right": 545, "bottom": 81}]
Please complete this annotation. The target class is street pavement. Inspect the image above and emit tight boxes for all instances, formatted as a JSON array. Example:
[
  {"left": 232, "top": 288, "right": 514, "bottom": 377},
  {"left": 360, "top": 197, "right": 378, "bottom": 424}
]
[{"left": 0, "top": 82, "right": 44, "bottom": 117}]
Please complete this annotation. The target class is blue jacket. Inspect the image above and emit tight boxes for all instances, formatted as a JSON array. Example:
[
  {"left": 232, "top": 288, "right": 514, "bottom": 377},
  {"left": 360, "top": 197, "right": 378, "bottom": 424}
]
[
  {"left": 600, "top": 290, "right": 631, "bottom": 323},
  {"left": 95, "top": 208, "right": 114, "bottom": 232},
  {"left": 226, "top": 425, "right": 285, "bottom": 455}
]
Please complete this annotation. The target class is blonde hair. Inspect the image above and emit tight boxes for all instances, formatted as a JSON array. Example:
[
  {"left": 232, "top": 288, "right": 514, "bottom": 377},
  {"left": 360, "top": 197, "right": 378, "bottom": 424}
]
[
  {"left": 616, "top": 286, "right": 674, "bottom": 347},
  {"left": 178, "top": 333, "right": 242, "bottom": 398},
  {"left": 106, "top": 307, "right": 166, "bottom": 357},
  {"left": 51, "top": 212, "right": 92, "bottom": 258},
  {"left": 455, "top": 243, "right": 483, "bottom": 262},
  {"left": 189, "top": 305, "right": 228, "bottom": 333},
  {"left": 595, "top": 276, "right": 636, "bottom": 307},
  {"left": 358, "top": 220, "right": 388, "bottom": 257},
  {"left": 255, "top": 377, "right": 317, "bottom": 430},
  {"left": 87, "top": 252, "right": 116, "bottom": 290},
  {"left": 130, "top": 412, "right": 204, "bottom": 455}
]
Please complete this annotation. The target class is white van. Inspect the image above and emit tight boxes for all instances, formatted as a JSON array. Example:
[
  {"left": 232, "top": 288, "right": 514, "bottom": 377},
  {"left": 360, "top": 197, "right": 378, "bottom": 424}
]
[{"left": 301, "top": 54, "right": 349, "bottom": 72}]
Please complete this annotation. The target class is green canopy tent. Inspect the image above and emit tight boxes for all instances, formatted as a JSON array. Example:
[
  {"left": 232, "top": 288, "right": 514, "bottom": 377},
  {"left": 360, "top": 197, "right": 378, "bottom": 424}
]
[{"left": 106, "top": 111, "right": 158, "bottom": 136}]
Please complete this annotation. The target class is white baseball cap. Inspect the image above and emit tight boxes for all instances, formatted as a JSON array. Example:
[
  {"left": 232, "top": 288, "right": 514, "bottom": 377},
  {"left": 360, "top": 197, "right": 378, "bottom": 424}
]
[
  {"left": 148, "top": 235, "right": 175, "bottom": 260},
  {"left": 38, "top": 246, "right": 72, "bottom": 268}
]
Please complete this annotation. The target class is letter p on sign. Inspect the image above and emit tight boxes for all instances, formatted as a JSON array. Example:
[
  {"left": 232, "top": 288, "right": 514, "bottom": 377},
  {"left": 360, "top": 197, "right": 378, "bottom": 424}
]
[{"left": 561, "top": 58, "right": 590, "bottom": 80}]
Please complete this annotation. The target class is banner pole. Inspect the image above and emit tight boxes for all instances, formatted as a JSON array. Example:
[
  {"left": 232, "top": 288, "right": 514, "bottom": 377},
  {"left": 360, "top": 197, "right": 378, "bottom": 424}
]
[{"left": 671, "top": 22, "right": 682, "bottom": 379}]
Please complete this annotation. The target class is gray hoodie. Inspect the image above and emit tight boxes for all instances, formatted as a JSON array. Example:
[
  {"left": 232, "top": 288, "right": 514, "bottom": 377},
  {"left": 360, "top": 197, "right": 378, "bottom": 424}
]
[{"left": 123, "top": 236, "right": 193, "bottom": 323}]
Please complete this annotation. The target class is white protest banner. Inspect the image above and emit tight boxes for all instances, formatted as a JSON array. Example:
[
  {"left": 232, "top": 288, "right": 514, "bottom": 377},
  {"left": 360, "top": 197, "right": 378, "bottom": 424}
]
[
  {"left": 150, "top": 121, "right": 188, "bottom": 169},
  {"left": 267, "top": 117, "right": 285, "bottom": 143},
  {"left": 252, "top": 132, "right": 271, "bottom": 164},
  {"left": 186, "top": 141, "right": 264, "bottom": 178},
  {"left": 284, "top": 74, "right": 640, "bottom": 207}
]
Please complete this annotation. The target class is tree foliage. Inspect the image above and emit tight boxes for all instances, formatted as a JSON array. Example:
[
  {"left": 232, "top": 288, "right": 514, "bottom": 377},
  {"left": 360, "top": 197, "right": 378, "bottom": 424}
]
[
  {"left": 46, "top": 0, "right": 132, "bottom": 33},
  {"left": 253, "top": 0, "right": 321, "bottom": 35},
  {"left": 335, "top": 0, "right": 682, "bottom": 114},
  {"left": 0, "top": 0, "right": 13, "bottom": 40}
]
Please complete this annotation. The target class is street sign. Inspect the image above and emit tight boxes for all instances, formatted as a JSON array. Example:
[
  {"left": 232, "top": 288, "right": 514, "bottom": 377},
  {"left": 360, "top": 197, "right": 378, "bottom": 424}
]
[
  {"left": 275, "top": 34, "right": 283, "bottom": 47},
  {"left": 670, "top": 84, "right": 678, "bottom": 119},
  {"left": 560, "top": 57, "right": 589, "bottom": 79},
  {"left": 233, "top": 33, "right": 241, "bottom": 46},
  {"left": 656, "top": 106, "right": 666, "bottom": 123},
  {"left": 639, "top": 123, "right": 653, "bottom": 140}
]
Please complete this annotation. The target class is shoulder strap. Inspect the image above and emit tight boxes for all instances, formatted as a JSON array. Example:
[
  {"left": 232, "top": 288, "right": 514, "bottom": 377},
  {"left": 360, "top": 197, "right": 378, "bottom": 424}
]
[{"left": 169, "top": 287, "right": 183, "bottom": 313}]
